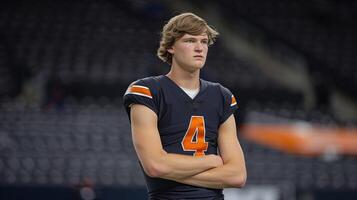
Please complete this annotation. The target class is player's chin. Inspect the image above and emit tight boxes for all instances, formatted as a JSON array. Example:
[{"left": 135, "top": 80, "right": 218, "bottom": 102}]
[{"left": 192, "top": 60, "right": 206, "bottom": 69}]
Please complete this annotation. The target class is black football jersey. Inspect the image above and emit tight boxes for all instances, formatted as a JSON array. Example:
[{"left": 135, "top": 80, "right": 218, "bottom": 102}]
[{"left": 123, "top": 75, "right": 238, "bottom": 199}]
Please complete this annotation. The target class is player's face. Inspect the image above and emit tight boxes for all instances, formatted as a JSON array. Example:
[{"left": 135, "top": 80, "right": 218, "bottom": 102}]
[{"left": 168, "top": 33, "right": 209, "bottom": 72}]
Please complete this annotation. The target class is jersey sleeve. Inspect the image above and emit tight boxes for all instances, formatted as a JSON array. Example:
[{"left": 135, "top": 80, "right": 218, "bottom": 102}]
[
  {"left": 219, "top": 85, "right": 238, "bottom": 124},
  {"left": 123, "top": 78, "right": 159, "bottom": 119}
]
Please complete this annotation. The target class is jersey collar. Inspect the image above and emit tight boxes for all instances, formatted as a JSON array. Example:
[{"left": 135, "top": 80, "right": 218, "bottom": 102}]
[{"left": 161, "top": 75, "right": 208, "bottom": 102}]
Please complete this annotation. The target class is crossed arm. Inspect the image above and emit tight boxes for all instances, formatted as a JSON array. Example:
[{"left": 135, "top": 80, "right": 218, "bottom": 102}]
[{"left": 130, "top": 104, "right": 246, "bottom": 188}]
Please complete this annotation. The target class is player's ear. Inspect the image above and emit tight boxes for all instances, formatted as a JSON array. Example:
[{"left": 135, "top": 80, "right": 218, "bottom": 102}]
[{"left": 167, "top": 47, "right": 174, "bottom": 54}]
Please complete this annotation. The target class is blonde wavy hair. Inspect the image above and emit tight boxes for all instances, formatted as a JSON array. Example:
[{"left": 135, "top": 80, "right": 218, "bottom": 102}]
[{"left": 157, "top": 12, "right": 219, "bottom": 65}]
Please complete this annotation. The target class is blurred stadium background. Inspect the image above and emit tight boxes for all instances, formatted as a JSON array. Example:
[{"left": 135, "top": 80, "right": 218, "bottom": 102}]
[{"left": 1, "top": 0, "right": 357, "bottom": 199}]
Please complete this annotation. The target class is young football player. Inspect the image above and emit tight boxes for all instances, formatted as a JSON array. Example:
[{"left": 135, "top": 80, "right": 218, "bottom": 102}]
[{"left": 124, "top": 12, "right": 246, "bottom": 199}]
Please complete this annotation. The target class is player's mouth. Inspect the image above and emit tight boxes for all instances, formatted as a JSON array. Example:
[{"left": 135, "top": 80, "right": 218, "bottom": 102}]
[{"left": 194, "top": 55, "right": 204, "bottom": 59}]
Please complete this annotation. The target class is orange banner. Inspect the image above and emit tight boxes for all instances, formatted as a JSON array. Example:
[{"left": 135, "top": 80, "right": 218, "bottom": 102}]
[{"left": 241, "top": 124, "right": 357, "bottom": 156}]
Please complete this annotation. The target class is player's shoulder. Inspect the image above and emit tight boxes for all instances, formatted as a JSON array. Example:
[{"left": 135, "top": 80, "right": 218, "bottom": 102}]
[
  {"left": 201, "top": 78, "right": 233, "bottom": 96},
  {"left": 128, "top": 75, "right": 165, "bottom": 90},
  {"left": 201, "top": 79, "right": 237, "bottom": 108},
  {"left": 129, "top": 75, "right": 163, "bottom": 87},
  {"left": 124, "top": 75, "right": 163, "bottom": 99}
]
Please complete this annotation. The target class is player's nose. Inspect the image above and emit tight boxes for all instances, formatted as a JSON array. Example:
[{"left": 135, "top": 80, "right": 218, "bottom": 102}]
[{"left": 194, "top": 42, "right": 204, "bottom": 51}]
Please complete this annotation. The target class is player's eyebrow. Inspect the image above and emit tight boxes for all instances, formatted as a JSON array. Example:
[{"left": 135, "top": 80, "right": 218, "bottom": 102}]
[
  {"left": 182, "top": 37, "right": 194, "bottom": 40},
  {"left": 183, "top": 37, "right": 208, "bottom": 41}
]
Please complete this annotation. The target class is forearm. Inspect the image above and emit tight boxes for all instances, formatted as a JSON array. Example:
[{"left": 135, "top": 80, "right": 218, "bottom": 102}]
[
  {"left": 145, "top": 151, "right": 221, "bottom": 180},
  {"left": 177, "top": 161, "right": 246, "bottom": 189}
]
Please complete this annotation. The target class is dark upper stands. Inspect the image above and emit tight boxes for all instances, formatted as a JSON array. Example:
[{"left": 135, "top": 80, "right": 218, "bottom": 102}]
[{"left": 215, "top": 0, "right": 357, "bottom": 99}]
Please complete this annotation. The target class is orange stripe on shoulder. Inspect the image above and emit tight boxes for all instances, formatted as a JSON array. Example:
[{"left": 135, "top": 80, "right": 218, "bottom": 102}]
[
  {"left": 230, "top": 95, "right": 237, "bottom": 106},
  {"left": 126, "top": 85, "right": 152, "bottom": 98}
]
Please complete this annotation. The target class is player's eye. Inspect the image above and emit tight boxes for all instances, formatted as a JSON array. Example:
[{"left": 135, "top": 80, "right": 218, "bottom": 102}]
[
  {"left": 185, "top": 39, "right": 195, "bottom": 43},
  {"left": 201, "top": 40, "right": 209, "bottom": 45}
]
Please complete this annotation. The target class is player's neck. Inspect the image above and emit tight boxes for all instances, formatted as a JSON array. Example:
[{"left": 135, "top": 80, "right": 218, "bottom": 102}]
[{"left": 166, "top": 66, "right": 200, "bottom": 90}]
